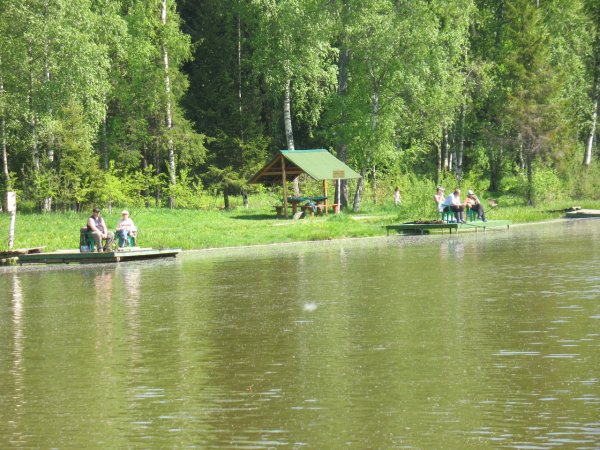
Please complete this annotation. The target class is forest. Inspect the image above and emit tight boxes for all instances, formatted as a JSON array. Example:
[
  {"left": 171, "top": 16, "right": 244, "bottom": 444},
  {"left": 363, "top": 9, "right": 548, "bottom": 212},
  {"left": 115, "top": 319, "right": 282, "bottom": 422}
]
[{"left": 0, "top": 0, "right": 599, "bottom": 213}]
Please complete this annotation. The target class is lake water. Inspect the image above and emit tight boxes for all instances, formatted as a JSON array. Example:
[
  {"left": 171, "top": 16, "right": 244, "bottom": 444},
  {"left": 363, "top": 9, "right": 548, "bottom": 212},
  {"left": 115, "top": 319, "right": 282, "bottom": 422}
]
[{"left": 1, "top": 220, "right": 599, "bottom": 449}]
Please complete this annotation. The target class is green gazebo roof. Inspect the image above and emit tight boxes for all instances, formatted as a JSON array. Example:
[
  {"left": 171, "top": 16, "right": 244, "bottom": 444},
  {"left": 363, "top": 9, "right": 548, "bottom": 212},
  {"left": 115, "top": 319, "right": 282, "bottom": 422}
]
[{"left": 249, "top": 149, "right": 361, "bottom": 184}]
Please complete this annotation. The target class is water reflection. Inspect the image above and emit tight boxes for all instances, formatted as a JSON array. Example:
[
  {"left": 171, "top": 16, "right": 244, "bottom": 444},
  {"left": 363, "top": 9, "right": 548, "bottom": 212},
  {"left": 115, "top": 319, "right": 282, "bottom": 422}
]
[
  {"left": 0, "top": 220, "right": 599, "bottom": 448},
  {"left": 8, "top": 273, "right": 25, "bottom": 447}
]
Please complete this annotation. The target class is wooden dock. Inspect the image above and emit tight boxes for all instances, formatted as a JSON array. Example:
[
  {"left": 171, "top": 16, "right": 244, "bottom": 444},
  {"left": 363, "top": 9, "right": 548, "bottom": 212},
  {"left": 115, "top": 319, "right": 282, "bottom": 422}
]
[
  {"left": 18, "top": 247, "right": 181, "bottom": 265},
  {"left": 386, "top": 220, "right": 512, "bottom": 235},
  {"left": 565, "top": 209, "right": 600, "bottom": 218},
  {"left": 0, "top": 247, "right": 45, "bottom": 259}
]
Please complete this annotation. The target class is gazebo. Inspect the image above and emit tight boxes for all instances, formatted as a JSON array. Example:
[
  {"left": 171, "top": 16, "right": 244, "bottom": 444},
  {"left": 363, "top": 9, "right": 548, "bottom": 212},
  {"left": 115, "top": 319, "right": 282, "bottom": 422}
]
[{"left": 249, "top": 149, "right": 361, "bottom": 217}]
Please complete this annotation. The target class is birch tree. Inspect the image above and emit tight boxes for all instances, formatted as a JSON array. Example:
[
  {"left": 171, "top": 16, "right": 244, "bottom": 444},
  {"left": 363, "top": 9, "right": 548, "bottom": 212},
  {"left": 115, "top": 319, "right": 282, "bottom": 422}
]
[
  {"left": 583, "top": 0, "right": 600, "bottom": 166},
  {"left": 502, "top": 0, "right": 566, "bottom": 204},
  {"left": 249, "top": 1, "right": 337, "bottom": 146},
  {"left": 326, "top": 0, "right": 472, "bottom": 210},
  {"left": 117, "top": 0, "right": 198, "bottom": 207}
]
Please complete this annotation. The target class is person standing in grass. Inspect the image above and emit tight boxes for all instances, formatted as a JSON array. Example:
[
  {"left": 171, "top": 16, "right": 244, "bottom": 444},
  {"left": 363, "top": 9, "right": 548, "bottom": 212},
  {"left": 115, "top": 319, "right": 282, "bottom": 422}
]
[
  {"left": 116, "top": 210, "right": 137, "bottom": 247},
  {"left": 87, "top": 207, "right": 115, "bottom": 252},
  {"left": 393, "top": 187, "right": 401, "bottom": 206}
]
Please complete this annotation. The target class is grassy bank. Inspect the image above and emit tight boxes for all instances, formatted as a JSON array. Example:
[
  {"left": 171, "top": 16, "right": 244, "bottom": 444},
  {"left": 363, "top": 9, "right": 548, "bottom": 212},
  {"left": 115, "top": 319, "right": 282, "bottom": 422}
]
[{"left": 1, "top": 196, "right": 598, "bottom": 252}]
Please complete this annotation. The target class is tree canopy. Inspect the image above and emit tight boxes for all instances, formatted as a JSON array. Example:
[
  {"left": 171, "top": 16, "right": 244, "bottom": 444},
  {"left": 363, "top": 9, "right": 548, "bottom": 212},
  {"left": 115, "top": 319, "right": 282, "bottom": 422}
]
[{"left": 1, "top": 0, "right": 599, "bottom": 211}]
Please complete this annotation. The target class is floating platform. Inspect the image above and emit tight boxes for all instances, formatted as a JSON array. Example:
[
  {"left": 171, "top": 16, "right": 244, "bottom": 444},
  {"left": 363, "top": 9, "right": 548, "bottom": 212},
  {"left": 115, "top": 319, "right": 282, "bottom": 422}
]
[
  {"left": 386, "top": 220, "right": 512, "bottom": 235},
  {"left": 0, "top": 247, "right": 45, "bottom": 260},
  {"left": 565, "top": 209, "right": 600, "bottom": 218},
  {"left": 18, "top": 247, "right": 181, "bottom": 265}
]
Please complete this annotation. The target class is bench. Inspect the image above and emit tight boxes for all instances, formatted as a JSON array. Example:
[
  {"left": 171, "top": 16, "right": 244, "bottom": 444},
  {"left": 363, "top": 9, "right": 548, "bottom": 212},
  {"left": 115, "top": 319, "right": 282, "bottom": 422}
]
[
  {"left": 438, "top": 208, "right": 477, "bottom": 223},
  {"left": 275, "top": 202, "right": 340, "bottom": 218},
  {"left": 315, "top": 203, "right": 340, "bottom": 215},
  {"left": 80, "top": 228, "right": 96, "bottom": 252},
  {"left": 116, "top": 230, "right": 136, "bottom": 248},
  {"left": 299, "top": 204, "right": 313, "bottom": 216},
  {"left": 80, "top": 227, "right": 135, "bottom": 253}
]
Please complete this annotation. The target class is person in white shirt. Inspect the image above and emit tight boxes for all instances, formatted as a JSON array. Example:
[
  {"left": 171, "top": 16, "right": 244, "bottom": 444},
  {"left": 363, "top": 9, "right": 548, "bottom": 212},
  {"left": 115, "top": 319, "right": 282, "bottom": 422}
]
[
  {"left": 116, "top": 210, "right": 137, "bottom": 247},
  {"left": 443, "top": 189, "right": 466, "bottom": 223}
]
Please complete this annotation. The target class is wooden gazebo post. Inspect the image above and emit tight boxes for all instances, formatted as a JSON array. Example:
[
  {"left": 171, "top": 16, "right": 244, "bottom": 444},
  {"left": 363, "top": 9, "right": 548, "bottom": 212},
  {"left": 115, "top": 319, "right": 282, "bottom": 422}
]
[
  {"left": 323, "top": 180, "right": 328, "bottom": 215},
  {"left": 281, "top": 155, "right": 289, "bottom": 218}
]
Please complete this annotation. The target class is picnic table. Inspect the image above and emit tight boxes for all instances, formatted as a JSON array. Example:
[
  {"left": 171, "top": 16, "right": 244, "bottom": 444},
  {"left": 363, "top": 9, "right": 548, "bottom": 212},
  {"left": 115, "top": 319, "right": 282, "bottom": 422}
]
[
  {"left": 287, "top": 196, "right": 327, "bottom": 213},
  {"left": 275, "top": 196, "right": 339, "bottom": 218}
]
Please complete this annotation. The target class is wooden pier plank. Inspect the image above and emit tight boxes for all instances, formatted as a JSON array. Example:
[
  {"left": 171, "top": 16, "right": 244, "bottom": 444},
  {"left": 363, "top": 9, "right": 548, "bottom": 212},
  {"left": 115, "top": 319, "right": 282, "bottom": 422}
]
[
  {"left": 18, "top": 248, "right": 181, "bottom": 265},
  {"left": 565, "top": 209, "right": 600, "bottom": 218},
  {"left": 386, "top": 220, "right": 511, "bottom": 235}
]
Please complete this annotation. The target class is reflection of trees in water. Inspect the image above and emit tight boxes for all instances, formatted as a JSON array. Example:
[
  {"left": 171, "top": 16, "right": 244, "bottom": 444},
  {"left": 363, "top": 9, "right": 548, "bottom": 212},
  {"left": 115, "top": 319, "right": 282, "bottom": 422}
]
[
  {"left": 9, "top": 273, "right": 26, "bottom": 446},
  {"left": 122, "top": 267, "right": 142, "bottom": 338},
  {"left": 94, "top": 269, "right": 114, "bottom": 302},
  {"left": 94, "top": 269, "right": 114, "bottom": 356},
  {"left": 119, "top": 266, "right": 143, "bottom": 372},
  {"left": 439, "top": 237, "right": 465, "bottom": 261},
  {"left": 122, "top": 267, "right": 142, "bottom": 304}
]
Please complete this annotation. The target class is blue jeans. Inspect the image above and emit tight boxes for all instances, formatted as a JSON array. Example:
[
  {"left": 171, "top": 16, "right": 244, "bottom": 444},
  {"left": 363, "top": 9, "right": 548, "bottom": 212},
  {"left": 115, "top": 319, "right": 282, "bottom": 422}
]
[{"left": 117, "top": 229, "right": 131, "bottom": 247}]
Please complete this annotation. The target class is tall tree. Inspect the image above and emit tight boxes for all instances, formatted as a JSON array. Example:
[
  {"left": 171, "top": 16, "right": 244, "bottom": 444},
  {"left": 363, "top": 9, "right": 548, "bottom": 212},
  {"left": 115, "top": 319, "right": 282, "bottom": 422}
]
[
  {"left": 502, "top": 0, "right": 565, "bottom": 204},
  {"left": 113, "top": 0, "right": 201, "bottom": 207},
  {"left": 249, "top": 0, "right": 338, "bottom": 197},
  {"left": 177, "top": 0, "right": 266, "bottom": 209},
  {"left": 583, "top": 0, "right": 600, "bottom": 166},
  {"left": 160, "top": 0, "right": 176, "bottom": 208}
]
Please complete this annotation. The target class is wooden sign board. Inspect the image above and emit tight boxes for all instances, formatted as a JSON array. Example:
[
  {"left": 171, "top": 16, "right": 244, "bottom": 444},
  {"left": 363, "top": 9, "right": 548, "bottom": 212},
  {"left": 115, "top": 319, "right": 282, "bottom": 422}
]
[
  {"left": 332, "top": 170, "right": 345, "bottom": 179},
  {"left": 7, "top": 191, "right": 16, "bottom": 212}
]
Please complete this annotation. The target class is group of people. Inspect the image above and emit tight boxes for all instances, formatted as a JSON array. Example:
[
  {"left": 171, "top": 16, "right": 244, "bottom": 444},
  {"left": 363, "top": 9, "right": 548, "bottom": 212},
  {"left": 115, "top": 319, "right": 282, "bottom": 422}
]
[
  {"left": 87, "top": 208, "right": 137, "bottom": 252},
  {"left": 434, "top": 186, "right": 487, "bottom": 223}
]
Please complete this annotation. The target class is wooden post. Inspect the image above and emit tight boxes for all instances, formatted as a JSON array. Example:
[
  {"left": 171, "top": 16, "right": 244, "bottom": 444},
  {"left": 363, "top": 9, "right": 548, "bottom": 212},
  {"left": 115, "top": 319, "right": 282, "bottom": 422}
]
[
  {"left": 323, "top": 180, "right": 328, "bottom": 215},
  {"left": 335, "top": 178, "right": 341, "bottom": 213},
  {"left": 281, "top": 155, "right": 289, "bottom": 218},
  {"left": 7, "top": 191, "right": 16, "bottom": 249}
]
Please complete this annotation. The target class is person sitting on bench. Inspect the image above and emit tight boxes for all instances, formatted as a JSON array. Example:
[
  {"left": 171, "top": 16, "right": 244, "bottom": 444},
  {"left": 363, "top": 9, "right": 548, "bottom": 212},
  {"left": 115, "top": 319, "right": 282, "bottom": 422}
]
[
  {"left": 87, "top": 207, "right": 115, "bottom": 252},
  {"left": 465, "top": 190, "right": 487, "bottom": 221},
  {"left": 434, "top": 186, "right": 446, "bottom": 213},
  {"left": 443, "top": 188, "right": 466, "bottom": 223},
  {"left": 116, "top": 210, "right": 137, "bottom": 247}
]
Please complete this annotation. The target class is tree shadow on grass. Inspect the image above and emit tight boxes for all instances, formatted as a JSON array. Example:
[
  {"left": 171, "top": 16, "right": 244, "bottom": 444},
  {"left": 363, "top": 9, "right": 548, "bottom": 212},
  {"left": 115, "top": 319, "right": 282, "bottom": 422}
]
[{"left": 231, "top": 213, "right": 278, "bottom": 221}]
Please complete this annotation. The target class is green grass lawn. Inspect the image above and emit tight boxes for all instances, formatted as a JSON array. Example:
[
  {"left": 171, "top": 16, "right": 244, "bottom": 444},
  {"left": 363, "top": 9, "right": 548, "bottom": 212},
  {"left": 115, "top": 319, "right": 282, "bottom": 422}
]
[{"left": 1, "top": 197, "right": 598, "bottom": 252}]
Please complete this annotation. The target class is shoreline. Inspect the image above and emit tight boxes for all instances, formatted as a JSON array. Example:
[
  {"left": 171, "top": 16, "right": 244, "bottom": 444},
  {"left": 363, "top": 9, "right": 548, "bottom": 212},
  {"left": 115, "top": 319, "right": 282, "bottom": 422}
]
[
  {"left": 181, "top": 217, "right": 574, "bottom": 256},
  {"left": 0, "top": 217, "right": 589, "bottom": 271}
]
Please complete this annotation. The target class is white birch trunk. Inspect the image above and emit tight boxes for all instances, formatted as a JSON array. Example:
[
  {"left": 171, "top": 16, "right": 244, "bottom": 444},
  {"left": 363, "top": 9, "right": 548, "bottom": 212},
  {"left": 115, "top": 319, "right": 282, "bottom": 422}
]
[
  {"left": 584, "top": 92, "right": 598, "bottom": 166},
  {"left": 102, "top": 95, "right": 108, "bottom": 170},
  {"left": 1, "top": 55, "right": 8, "bottom": 186},
  {"left": 42, "top": 4, "right": 52, "bottom": 213},
  {"left": 442, "top": 127, "right": 449, "bottom": 171},
  {"left": 283, "top": 78, "right": 300, "bottom": 195},
  {"left": 161, "top": 0, "right": 176, "bottom": 208},
  {"left": 458, "top": 102, "right": 465, "bottom": 171},
  {"left": 336, "top": 46, "right": 350, "bottom": 208},
  {"left": 7, "top": 192, "right": 16, "bottom": 249},
  {"left": 283, "top": 79, "right": 294, "bottom": 151},
  {"left": 237, "top": 2, "right": 244, "bottom": 141},
  {"left": 8, "top": 210, "right": 16, "bottom": 249},
  {"left": 28, "top": 44, "right": 39, "bottom": 171}
]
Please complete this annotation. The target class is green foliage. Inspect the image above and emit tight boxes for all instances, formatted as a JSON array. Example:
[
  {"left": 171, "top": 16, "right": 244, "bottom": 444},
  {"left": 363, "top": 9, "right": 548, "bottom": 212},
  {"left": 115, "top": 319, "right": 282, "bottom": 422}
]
[
  {"left": 0, "top": 0, "right": 599, "bottom": 212},
  {"left": 164, "top": 168, "right": 204, "bottom": 208},
  {"left": 563, "top": 160, "right": 600, "bottom": 200},
  {"left": 502, "top": 166, "right": 565, "bottom": 204},
  {"left": 391, "top": 174, "right": 437, "bottom": 221}
]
